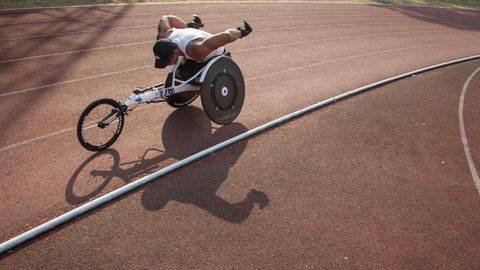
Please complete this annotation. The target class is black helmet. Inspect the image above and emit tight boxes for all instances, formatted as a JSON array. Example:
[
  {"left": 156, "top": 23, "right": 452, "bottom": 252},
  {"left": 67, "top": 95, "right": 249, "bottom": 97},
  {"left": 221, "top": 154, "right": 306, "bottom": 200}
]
[{"left": 153, "top": 38, "right": 176, "bottom": 69}]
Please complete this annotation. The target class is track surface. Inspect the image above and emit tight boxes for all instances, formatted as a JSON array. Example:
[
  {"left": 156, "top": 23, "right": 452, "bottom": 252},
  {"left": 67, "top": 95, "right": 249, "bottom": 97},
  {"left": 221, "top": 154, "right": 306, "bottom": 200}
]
[{"left": 0, "top": 2, "right": 479, "bottom": 268}]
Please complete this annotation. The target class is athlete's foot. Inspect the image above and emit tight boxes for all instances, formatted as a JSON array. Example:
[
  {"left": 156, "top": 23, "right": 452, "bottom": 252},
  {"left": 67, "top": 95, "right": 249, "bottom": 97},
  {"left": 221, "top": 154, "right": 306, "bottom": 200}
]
[{"left": 247, "top": 189, "right": 270, "bottom": 209}]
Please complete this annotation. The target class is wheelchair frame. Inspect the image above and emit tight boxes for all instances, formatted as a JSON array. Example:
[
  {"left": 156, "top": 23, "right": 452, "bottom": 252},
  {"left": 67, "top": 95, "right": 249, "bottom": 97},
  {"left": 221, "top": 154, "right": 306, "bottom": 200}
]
[{"left": 122, "top": 54, "right": 228, "bottom": 109}]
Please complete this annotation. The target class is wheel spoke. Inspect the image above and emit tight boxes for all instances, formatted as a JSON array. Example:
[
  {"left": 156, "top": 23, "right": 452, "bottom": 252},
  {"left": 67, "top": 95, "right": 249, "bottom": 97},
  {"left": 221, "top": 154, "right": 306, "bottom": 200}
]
[{"left": 77, "top": 99, "right": 124, "bottom": 151}]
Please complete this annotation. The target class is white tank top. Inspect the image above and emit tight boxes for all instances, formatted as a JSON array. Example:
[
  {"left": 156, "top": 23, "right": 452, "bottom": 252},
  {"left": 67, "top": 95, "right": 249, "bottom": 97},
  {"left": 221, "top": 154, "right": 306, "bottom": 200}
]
[{"left": 168, "top": 28, "right": 225, "bottom": 62}]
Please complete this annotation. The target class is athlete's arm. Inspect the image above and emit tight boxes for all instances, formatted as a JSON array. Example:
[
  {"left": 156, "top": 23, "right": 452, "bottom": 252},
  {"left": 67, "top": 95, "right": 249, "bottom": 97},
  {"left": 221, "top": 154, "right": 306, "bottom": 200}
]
[
  {"left": 156, "top": 15, "right": 188, "bottom": 40},
  {"left": 186, "top": 21, "right": 252, "bottom": 61},
  {"left": 186, "top": 30, "right": 239, "bottom": 61}
]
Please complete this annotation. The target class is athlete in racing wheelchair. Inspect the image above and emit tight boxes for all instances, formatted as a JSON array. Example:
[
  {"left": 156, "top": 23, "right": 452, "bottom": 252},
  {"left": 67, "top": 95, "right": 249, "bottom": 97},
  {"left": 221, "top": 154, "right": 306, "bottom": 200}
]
[
  {"left": 153, "top": 15, "right": 251, "bottom": 108},
  {"left": 76, "top": 15, "right": 252, "bottom": 151}
]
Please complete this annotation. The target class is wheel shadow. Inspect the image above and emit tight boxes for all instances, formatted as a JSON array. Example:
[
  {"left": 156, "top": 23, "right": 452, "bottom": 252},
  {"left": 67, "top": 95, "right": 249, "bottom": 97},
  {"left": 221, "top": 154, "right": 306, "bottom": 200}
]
[{"left": 66, "top": 106, "right": 269, "bottom": 223}]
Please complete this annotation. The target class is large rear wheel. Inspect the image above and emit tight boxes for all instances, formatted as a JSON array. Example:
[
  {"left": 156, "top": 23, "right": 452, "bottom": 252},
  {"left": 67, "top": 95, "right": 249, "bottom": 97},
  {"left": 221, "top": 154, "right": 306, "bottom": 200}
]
[{"left": 200, "top": 57, "right": 245, "bottom": 125}]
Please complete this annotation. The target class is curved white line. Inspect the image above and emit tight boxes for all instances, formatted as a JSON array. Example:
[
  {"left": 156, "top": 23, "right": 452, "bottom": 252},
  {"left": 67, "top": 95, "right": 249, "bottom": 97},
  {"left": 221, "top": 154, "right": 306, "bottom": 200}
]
[
  {"left": 0, "top": 65, "right": 150, "bottom": 98},
  {"left": 0, "top": 40, "right": 153, "bottom": 64},
  {"left": 0, "top": 29, "right": 453, "bottom": 64},
  {"left": 0, "top": 13, "right": 409, "bottom": 27},
  {"left": 459, "top": 65, "right": 480, "bottom": 195},
  {"left": 0, "top": 12, "right": 159, "bottom": 26},
  {"left": 0, "top": 24, "right": 153, "bottom": 41},
  {"left": 0, "top": 6, "right": 355, "bottom": 25},
  {"left": 0, "top": 41, "right": 479, "bottom": 153},
  {"left": 1, "top": 38, "right": 478, "bottom": 98},
  {"left": 0, "top": 0, "right": 475, "bottom": 12},
  {"left": 0, "top": 17, "right": 348, "bottom": 41},
  {"left": 0, "top": 1, "right": 356, "bottom": 12},
  {"left": 3, "top": 19, "right": 475, "bottom": 42},
  {"left": 1, "top": 54, "right": 480, "bottom": 255}
]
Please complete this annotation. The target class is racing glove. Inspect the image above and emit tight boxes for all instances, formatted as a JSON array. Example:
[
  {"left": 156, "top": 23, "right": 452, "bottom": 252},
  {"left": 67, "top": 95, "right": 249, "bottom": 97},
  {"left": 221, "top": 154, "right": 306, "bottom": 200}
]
[
  {"left": 237, "top": 20, "right": 252, "bottom": 38},
  {"left": 186, "top": 14, "right": 204, "bottom": 29}
]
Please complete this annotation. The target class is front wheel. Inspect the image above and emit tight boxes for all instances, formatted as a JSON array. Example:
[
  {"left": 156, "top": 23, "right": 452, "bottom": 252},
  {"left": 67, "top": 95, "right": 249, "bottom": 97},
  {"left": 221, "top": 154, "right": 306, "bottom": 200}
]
[{"left": 77, "top": 98, "right": 125, "bottom": 152}]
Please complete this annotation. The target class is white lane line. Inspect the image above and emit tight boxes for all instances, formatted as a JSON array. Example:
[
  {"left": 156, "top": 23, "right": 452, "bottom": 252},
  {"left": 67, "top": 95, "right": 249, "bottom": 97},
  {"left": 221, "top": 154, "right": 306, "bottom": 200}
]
[
  {"left": 239, "top": 29, "right": 463, "bottom": 53},
  {"left": 0, "top": 1, "right": 354, "bottom": 12},
  {"left": 1, "top": 54, "right": 479, "bottom": 255},
  {"left": 0, "top": 28, "right": 454, "bottom": 64},
  {"left": 0, "top": 7, "right": 337, "bottom": 25},
  {"left": 0, "top": 118, "right": 120, "bottom": 153},
  {"left": 0, "top": 0, "right": 473, "bottom": 12},
  {"left": 0, "top": 41, "right": 478, "bottom": 153},
  {"left": 0, "top": 65, "right": 150, "bottom": 98},
  {"left": 0, "top": 13, "right": 409, "bottom": 27},
  {"left": 8, "top": 1, "right": 464, "bottom": 26},
  {"left": 0, "top": 1, "right": 346, "bottom": 12},
  {"left": 0, "top": 24, "right": 153, "bottom": 42},
  {"left": 0, "top": 40, "right": 153, "bottom": 64},
  {"left": 245, "top": 40, "right": 479, "bottom": 80},
  {"left": 2, "top": 18, "right": 470, "bottom": 42},
  {"left": 0, "top": 12, "right": 162, "bottom": 26},
  {"left": 459, "top": 65, "right": 480, "bottom": 195},
  {"left": 0, "top": 127, "right": 74, "bottom": 153},
  {"left": 259, "top": 20, "right": 477, "bottom": 31},
  {"left": 2, "top": 31, "right": 476, "bottom": 98},
  {"left": 0, "top": 107, "right": 146, "bottom": 153}
]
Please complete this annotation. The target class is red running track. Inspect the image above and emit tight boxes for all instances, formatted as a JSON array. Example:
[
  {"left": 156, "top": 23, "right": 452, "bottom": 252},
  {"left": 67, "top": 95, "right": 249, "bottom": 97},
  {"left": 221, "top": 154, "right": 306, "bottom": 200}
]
[{"left": 0, "top": 2, "right": 479, "bottom": 268}]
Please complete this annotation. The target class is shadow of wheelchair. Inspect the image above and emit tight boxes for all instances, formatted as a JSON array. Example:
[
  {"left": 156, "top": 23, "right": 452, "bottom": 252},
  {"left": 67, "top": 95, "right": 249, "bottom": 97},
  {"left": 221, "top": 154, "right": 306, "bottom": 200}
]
[{"left": 66, "top": 106, "right": 269, "bottom": 223}]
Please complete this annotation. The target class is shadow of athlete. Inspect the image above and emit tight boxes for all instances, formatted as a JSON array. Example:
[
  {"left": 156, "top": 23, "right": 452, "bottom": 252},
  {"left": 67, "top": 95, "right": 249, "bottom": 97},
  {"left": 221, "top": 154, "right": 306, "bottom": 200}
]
[
  {"left": 141, "top": 107, "right": 269, "bottom": 223},
  {"left": 67, "top": 106, "right": 269, "bottom": 223}
]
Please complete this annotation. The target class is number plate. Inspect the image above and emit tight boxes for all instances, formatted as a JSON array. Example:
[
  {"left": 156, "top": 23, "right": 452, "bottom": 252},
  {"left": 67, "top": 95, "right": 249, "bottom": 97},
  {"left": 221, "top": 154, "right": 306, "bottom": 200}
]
[{"left": 153, "top": 86, "right": 175, "bottom": 98}]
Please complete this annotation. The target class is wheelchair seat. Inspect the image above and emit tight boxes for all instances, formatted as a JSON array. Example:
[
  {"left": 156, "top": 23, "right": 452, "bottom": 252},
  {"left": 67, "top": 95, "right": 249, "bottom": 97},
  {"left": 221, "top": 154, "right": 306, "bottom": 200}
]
[{"left": 176, "top": 51, "right": 232, "bottom": 85}]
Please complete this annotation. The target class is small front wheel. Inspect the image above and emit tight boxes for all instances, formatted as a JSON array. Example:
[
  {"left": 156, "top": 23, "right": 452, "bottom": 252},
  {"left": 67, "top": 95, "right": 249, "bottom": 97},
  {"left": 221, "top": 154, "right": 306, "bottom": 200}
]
[{"left": 77, "top": 98, "right": 125, "bottom": 152}]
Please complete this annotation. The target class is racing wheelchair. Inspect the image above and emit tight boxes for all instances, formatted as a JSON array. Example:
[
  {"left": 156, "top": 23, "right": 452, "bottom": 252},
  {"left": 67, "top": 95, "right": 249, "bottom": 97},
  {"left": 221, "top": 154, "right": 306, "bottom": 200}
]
[{"left": 76, "top": 52, "right": 245, "bottom": 152}]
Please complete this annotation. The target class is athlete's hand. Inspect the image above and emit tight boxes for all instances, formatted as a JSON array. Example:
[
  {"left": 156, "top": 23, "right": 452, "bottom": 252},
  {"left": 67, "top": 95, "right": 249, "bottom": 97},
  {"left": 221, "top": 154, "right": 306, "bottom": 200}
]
[
  {"left": 237, "top": 20, "right": 252, "bottom": 38},
  {"left": 187, "top": 14, "right": 204, "bottom": 29}
]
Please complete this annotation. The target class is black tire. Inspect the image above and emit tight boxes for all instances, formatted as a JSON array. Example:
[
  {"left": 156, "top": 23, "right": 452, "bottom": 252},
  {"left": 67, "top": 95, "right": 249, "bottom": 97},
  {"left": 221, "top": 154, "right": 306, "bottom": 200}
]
[
  {"left": 77, "top": 98, "right": 125, "bottom": 152},
  {"left": 165, "top": 73, "right": 200, "bottom": 108},
  {"left": 200, "top": 57, "right": 245, "bottom": 125}
]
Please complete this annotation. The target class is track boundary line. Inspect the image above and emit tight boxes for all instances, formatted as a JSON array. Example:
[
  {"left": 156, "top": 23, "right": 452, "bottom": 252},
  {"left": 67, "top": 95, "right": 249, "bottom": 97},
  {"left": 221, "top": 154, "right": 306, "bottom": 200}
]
[
  {"left": 0, "top": 11, "right": 159, "bottom": 26},
  {"left": 4, "top": 17, "right": 463, "bottom": 42},
  {"left": 0, "top": 1, "right": 348, "bottom": 12},
  {"left": 0, "top": 105, "right": 152, "bottom": 153},
  {"left": 0, "top": 28, "right": 455, "bottom": 64},
  {"left": 0, "top": 0, "right": 476, "bottom": 13},
  {"left": 1, "top": 36, "right": 477, "bottom": 99},
  {"left": 0, "top": 40, "right": 478, "bottom": 153},
  {"left": 0, "top": 40, "right": 153, "bottom": 64},
  {"left": 459, "top": 65, "right": 480, "bottom": 195},
  {"left": 1, "top": 54, "right": 479, "bottom": 255},
  {"left": 0, "top": 13, "right": 412, "bottom": 27},
  {"left": 0, "top": 65, "right": 150, "bottom": 98}
]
